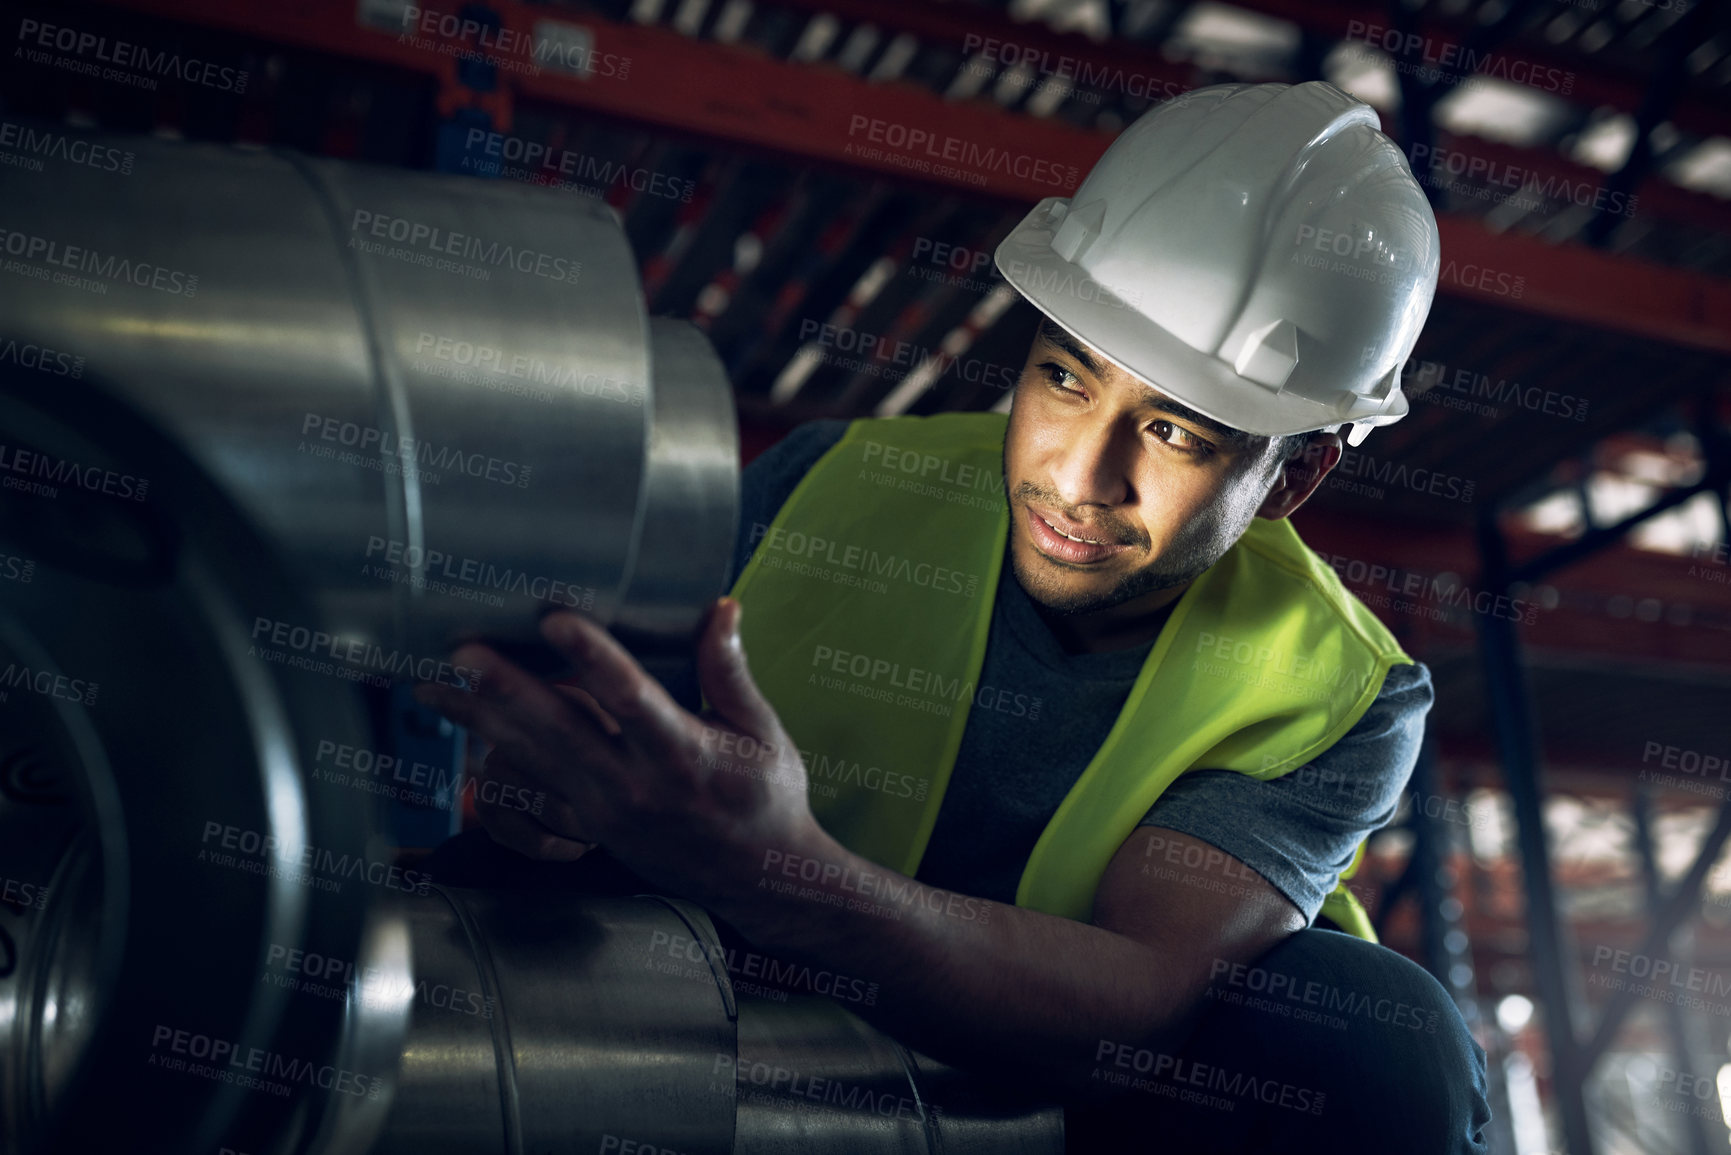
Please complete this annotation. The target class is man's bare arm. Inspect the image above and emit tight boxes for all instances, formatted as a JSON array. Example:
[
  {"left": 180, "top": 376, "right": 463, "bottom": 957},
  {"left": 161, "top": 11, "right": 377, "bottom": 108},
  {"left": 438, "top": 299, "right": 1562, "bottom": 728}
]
[
  {"left": 715, "top": 823, "right": 1305, "bottom": 1094},
  {"left": 417, "top": 603, "right": 1307, "bottom": 1096}
]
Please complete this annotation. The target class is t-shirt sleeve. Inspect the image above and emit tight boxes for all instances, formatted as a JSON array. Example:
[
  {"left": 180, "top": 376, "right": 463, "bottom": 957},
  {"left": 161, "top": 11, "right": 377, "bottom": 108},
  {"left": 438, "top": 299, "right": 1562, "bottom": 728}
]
[
  {"left": 728, "top": 418, "right": 854, "bottom": 590},
  {"left": 1136, "top": 660, "right": 1434, "bottom": 926}
]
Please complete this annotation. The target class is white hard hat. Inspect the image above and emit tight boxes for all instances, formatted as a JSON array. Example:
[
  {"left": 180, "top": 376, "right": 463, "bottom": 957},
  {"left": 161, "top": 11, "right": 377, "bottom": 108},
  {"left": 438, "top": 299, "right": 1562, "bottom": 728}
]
[{"left": 995, "top": 81, "right": 1440, "bottom": 447}]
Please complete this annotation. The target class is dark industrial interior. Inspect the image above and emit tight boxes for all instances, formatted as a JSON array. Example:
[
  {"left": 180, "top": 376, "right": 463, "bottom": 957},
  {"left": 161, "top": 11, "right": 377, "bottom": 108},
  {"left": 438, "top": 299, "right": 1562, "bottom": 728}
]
[{"left": 1, "top": 1, "right": 1729, "bottom": 1152}]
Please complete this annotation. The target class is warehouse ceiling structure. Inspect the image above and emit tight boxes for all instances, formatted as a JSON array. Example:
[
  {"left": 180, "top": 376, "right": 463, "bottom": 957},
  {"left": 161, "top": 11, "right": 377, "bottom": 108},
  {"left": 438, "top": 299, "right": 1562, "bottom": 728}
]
[{"left": 3, "top": 0, "right": 1730, "bottom": 1152}]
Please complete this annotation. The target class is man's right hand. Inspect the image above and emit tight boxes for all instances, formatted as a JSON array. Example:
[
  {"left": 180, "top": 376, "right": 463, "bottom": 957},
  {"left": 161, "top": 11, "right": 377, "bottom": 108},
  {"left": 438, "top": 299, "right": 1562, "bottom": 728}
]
[{"left": 470, "top": 685, "right": 608, "bottom": 862}]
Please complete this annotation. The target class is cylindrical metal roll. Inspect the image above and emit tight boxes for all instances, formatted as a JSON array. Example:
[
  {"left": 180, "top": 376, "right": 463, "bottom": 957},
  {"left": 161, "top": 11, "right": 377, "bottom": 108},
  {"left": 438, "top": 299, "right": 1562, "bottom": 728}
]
[
  {"left": 0, "top": 125, "right": 738, "bottom": 1155},
  {"left": 372, "top": 890, "right": 1065, "bottom": 1155},
  {"left": 375, "top": 890, "right": 738, "bottom": 1155},
  {"left": 616, "top": 320, "right": 741, "bottom": 649},
  {"left": 734, "top": 994, "right": 937, "bottom": 1153},
  {"left": 0, "top": 127, "right": 737, "bottom": 666},
  {"left": 0, "top": 377, "right": 400, "bottom": 1155},
  {"left": 733, "top": 996, "right": 1065, "bottom": 1154},
  {"left": 0, "top": 126, "right": 1063, "bottom": 1155}
]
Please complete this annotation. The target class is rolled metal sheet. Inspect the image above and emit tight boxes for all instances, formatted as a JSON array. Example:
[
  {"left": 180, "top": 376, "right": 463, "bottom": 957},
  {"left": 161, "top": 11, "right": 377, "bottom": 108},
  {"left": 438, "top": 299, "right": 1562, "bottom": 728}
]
[
  {"left": 0, "top": 128, "right": 735, "bottom": 667},
  {"left": 372, "top": 890, "right": 1065, "bottom": 1155},
  {"left": 374, "top": 890, "right": 738, "bottom": 1155},
  {"left": 733, "top": 995, "right": 1065, "bottom": 1154},
  {"left": 616, "top": 319, "right": 741, "bottom": 648},
  {"left": 0, "top": 125, "right": 1064, "bottom": 1155},
  {"left": 734, "top": 994, "right": 935, "bottom": 1154},
  {"left": 0, "top": 379, "right": 398, "bottom": 1155}
]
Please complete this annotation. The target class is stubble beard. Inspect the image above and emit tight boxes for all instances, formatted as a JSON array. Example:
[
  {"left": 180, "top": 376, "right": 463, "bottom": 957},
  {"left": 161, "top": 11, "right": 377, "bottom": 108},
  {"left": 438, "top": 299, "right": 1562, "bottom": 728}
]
[
  {"left": 1000, "top": 436, "right": 1246, "bottom": 616},
  {"left": 1006, "top": 529, "right": 1214, "bottom": 615}
]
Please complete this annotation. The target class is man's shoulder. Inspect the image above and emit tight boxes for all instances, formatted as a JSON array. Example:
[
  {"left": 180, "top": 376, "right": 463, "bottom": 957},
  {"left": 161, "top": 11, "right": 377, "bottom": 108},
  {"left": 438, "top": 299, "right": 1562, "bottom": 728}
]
[
  {"left": 1136, "top": 658, "right": 1433, "bottom": 923},
  {"left": 852, "top": 410, "right": 1008, "bottom": 445},
  {"left": 729, "top": 412, "right": 1009, "bottom": 591},
  {"left": 1229, "top": 519, "right": 1409, "bottom": 664},
  {"left": 749, "top": 417, "right": 855, "bottom": 476}
]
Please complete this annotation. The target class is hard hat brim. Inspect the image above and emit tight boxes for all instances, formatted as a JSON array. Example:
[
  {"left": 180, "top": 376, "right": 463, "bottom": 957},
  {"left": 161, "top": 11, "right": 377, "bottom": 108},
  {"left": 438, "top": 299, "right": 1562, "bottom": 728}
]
[{"left": 994, "top": 199, "right": 1408, "bottom": 442}]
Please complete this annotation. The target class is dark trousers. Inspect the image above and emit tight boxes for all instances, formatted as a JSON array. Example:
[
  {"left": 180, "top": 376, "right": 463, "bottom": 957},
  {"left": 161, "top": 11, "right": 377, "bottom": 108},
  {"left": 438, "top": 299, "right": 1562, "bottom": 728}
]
[{"left": 1067, "top": 926, "right": 1493, "bottom": 1154}]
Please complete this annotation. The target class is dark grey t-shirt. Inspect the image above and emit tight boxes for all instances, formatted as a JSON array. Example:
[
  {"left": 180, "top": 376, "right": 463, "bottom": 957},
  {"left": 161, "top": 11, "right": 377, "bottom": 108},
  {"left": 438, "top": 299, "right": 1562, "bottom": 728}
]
[{"left": 729, "top": 419, "right": 1431, "bottom": 925}]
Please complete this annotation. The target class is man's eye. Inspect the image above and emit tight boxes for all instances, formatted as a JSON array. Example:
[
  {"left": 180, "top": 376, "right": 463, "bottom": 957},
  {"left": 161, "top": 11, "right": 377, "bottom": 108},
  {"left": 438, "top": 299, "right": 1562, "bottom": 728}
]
[
  {"left": 1152, "top": 420, "right": 1207, "bottom": 452},
  {"left": 1042, "top": 363, "right": 1081, "bottom": 392}
]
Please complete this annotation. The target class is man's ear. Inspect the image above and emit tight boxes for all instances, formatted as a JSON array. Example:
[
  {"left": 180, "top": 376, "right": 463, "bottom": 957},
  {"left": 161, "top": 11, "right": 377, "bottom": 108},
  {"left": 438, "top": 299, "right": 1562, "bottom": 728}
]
[{"left": 1256, "top": 432, "right": 1343, "bottom": 520}]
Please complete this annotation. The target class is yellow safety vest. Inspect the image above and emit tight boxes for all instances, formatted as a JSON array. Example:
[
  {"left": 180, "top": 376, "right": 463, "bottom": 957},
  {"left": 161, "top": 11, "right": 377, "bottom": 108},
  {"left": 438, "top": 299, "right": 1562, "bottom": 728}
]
[{"left": 727, "top": 412, "right": 1404, "bottom": 940}]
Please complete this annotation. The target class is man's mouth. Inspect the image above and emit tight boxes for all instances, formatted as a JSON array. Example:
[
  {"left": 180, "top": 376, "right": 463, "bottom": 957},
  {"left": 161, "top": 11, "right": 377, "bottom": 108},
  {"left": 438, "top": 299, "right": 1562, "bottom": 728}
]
[
  {"left": 1045, "top": 517, "right": 1106, "bottom": 544},
  {"left": 1025, "top": 505, "right": 1130, "bottom": 565}
]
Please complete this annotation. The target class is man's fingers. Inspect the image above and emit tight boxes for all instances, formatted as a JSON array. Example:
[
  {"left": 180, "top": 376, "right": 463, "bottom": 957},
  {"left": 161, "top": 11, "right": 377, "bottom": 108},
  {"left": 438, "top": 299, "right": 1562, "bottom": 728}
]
[
  {"left": 694, "top": 598, "right": 780, "bottom": 740},
  {"left": 419, "top": 642, "right": 626, "bottom": 782},
  {"left": 540, "top": 612, "right": 694, "bottom": 768},
  {"left": 474, "top": 800, "right": 594, "bottom": 863},
  {"left": 477, "top": 748, "right": 597, "bottom": 844},
  {"left": 551, "top": 682, "right": 623, "bottom": 737}
]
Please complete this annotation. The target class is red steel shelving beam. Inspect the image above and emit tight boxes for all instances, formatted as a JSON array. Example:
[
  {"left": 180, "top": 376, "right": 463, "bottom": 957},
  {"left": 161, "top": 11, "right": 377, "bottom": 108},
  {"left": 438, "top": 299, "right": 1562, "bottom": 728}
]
[{"left": 92, "top": 0, "right": 1731, "bottom": 360}]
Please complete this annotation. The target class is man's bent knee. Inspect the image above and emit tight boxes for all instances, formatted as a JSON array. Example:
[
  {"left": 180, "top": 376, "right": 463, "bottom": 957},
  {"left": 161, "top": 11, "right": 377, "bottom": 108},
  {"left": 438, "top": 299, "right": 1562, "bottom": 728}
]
[{"left": 1248, "top": 930, "right": 1490, "bottom": 1153}]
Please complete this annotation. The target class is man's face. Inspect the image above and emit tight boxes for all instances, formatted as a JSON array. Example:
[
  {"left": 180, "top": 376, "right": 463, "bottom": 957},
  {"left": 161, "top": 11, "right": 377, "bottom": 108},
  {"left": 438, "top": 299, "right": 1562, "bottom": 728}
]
[{"left": 1002, "top": 321, "right": 1301, "bottom": 616}]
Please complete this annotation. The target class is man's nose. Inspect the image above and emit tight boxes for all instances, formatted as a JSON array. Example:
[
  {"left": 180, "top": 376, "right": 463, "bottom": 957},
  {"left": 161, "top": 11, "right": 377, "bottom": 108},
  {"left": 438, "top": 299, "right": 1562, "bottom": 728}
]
[{"left": 1049, "top": 419, "right": 1133, "bottom": 508}]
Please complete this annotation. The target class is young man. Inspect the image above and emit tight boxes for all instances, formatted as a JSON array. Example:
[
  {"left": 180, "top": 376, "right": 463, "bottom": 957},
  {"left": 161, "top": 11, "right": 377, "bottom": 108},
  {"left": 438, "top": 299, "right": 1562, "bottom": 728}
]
[{"left": 419, "top": 82, "right": 1491, "bottom": 1151}]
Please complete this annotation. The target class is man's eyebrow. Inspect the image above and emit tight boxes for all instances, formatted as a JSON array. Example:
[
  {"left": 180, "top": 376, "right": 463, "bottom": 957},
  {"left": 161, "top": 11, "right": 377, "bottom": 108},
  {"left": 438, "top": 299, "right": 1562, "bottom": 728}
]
[
  {"left": 1037, "top": 319, "right": 1252, "bottom": 445},
  {"left": 1036, "top": 320, "right": 1104, "bottom": 378}
]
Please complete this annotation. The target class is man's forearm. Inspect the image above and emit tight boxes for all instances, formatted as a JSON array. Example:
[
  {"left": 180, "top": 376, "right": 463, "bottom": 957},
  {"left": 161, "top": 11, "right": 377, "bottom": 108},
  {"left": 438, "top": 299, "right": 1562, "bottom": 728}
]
[{"left": 709, "top": 827, "right": 1196, "bottom": 1091}]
